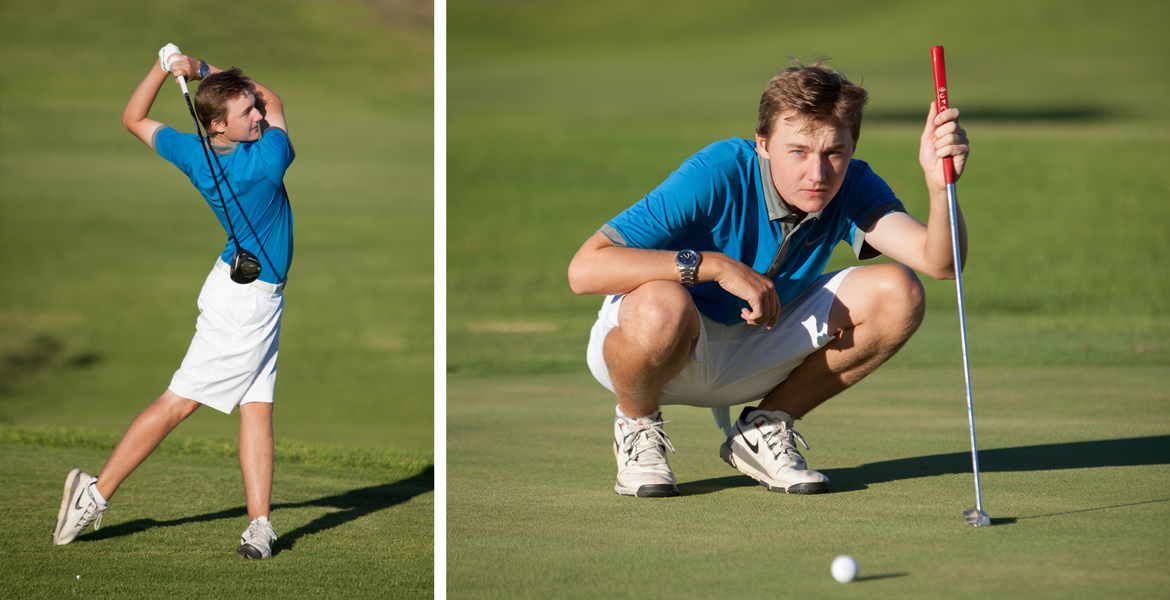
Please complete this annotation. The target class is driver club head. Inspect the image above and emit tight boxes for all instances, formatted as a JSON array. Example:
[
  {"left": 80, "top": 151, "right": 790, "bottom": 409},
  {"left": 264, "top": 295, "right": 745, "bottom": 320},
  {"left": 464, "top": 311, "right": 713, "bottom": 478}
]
[
  {"left": 230, "top": 248, "right": 262, "bottom": 284},
  {"left": 964, "top": 507, "right": 991, "bottom": 527}
]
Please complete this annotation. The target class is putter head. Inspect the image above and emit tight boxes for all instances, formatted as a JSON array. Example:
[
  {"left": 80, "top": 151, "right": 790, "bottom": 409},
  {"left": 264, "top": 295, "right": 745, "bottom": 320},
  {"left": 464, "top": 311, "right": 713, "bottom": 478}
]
[{"left": 964, "top": 507, "right": 991, "bottom": 527}]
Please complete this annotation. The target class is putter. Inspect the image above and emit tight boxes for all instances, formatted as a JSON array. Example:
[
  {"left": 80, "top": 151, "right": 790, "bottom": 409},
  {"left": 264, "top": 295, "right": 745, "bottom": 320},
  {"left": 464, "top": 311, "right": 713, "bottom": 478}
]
[
  {"left": 931, "top": 46, "right": 990, "bottom": 527},
  {"left": 161, "top": 44, "right": 263, "bottom": 285}
]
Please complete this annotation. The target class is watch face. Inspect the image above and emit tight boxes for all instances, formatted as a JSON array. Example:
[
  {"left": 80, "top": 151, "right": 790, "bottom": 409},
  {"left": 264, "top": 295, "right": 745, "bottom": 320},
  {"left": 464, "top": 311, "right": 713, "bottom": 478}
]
[{"left": 677, "top": 250, "right": 700, "bottom": 268}]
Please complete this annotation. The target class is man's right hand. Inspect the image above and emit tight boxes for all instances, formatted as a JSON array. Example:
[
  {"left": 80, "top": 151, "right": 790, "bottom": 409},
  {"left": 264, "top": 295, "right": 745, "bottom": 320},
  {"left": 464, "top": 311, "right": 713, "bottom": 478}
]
[{"left": 706, "top": 253, "right": 781, "bottom": 329}]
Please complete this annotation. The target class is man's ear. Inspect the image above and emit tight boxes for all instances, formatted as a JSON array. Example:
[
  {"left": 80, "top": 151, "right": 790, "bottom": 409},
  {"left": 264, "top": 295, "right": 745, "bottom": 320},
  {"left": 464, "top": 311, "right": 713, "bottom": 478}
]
[
  {"left": 755, "top": 133, "right": 771, "bottom": 159},
  {"left": 211, "top": 118, "right": 226, "bottom": 135}
]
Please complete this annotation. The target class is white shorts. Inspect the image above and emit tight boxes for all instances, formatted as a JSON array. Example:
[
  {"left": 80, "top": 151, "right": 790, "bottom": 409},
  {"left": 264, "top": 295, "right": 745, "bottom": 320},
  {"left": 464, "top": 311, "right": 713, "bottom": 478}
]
[
  {"left": 168, "top": 260, "right": 284, "bottom": 414},
  {"left": 587, "top": 268, "right": 854, "bottom": 408}
]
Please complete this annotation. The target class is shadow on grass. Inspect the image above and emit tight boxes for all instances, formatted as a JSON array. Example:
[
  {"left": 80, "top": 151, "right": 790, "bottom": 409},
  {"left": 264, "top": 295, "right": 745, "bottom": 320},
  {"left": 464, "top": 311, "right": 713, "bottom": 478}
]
[
  {"left": 682, "top": 436, "right": 1169, "bottom": 498},
  {"left": 867, "top": 105, "right": 1114, "bottom": 124},
  {"left": 82, "top": 466, "right": 434, "bottom": 555}
]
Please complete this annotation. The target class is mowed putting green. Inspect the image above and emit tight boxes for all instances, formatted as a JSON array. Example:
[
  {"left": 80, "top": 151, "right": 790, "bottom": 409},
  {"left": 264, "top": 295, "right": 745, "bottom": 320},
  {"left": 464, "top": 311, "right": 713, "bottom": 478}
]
[
  {"left": 448, "top": 367, "right": 1168, "bottom": 599},
  {"left": 447, "top": 0, "right": 1169, "bottom": 597},
  {"left": 0, "top": 0, "right": 433, "bottom": 597}
]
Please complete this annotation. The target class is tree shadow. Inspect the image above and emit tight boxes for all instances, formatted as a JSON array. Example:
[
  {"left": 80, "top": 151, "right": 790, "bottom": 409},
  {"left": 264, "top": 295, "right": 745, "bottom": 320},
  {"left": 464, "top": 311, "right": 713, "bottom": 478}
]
[
  {"left": 82, "top": 466, "right": 434, "bottom": 554},
  {"left": 681, "top": 436, "right": 1169, "bottom": 497}
]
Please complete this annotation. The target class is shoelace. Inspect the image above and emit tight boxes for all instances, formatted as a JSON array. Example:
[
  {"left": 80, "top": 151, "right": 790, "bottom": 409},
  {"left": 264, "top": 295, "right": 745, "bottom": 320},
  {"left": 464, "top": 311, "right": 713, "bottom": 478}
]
[
  {"left": 621, "top": 417, "right": 676, "bottom": 467},
  {"left": 79, "top": 487, "right": 108, "bottom": 532},
  {"left": 243, "top": 521, "right": 275, "bottom": 543},
  {"left": 760, "top": 419, "right": 810, "bottom": 462}
]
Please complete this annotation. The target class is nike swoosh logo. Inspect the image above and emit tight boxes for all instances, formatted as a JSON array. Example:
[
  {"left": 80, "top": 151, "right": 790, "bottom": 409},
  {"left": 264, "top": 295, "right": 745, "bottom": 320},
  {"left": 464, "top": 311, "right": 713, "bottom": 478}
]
[
  {"left": 744, "top": 430, "right": 759, "bottom": 454},
  {"left": 75, "top": 491, "right": 86, "bottom": 511},
  {"left": 804, "top": 233, "right": 828, "bottom": 247}
]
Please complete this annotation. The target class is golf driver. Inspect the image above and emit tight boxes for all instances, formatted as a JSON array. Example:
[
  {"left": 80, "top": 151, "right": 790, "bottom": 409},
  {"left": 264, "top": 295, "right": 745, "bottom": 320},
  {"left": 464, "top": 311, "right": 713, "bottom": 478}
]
[
  {"left": 160, "top": 43, "right": 262, "bottom": 284},
  {"left": 931, "top": 45, "right": 989, "bottom": 527}
]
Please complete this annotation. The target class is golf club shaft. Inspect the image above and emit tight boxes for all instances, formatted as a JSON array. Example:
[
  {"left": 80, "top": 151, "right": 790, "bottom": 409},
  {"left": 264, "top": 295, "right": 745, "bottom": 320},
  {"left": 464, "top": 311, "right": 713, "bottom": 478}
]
[{"left": 931, "top": 46, "right": 985, "bottom": 513}]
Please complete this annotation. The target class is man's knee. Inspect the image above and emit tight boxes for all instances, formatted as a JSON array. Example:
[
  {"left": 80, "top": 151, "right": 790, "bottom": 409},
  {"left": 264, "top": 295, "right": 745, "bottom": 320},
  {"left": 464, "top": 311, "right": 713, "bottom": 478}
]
[
  {"left": 869, "top": 264, "right": 925, "bottom": 338},
  {"left": 156, "top": 389, "right": 201, "bottom": 422},
  {"left": 613, "top": 281, "right": 700, "bottom": 352},
  {"left": 838, "top": 264, "right": 925, "bottom": 341},
  {"left": 622, "top": 281, "right": 699, "bottom": 333}
]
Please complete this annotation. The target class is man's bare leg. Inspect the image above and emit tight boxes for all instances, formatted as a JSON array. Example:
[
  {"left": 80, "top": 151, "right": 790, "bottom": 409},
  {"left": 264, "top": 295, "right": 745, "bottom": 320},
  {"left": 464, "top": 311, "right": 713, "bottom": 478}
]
[
  {"left": 603, "top": 280, "right": 701, "bottom": 418},
  {"left": 95, "top": 389, "right": 201, "bottom": 500},
  {"left": 604, "top": 280, "right": 699, "bottom": 497},
  {"left": 758, "top": 263, "right": 926, "bottom": 417},
  {"left": 238, "top": 402, "right": 274, "bottom": 521}
]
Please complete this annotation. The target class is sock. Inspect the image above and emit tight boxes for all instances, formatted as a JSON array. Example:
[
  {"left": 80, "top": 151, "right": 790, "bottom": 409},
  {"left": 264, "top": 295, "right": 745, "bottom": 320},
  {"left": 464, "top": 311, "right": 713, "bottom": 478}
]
[{"left": 88, "top": 481, "right": 108, "bottom": 506}]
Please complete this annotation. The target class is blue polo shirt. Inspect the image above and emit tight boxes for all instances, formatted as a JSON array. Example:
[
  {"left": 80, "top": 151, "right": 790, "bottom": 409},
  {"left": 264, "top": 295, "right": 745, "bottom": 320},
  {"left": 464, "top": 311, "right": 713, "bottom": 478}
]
[
  {"left": 601, "top": 137, "right": 904, "bottom": 325},
  {"left": 155, "top": 126, "right": 294, "bottom": 285}
]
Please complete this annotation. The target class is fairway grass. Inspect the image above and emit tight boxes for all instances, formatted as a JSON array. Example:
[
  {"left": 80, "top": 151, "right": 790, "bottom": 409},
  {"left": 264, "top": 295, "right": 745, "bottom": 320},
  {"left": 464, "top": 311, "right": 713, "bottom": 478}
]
[
  {"left": 1, "top": 426, "right": 434, "bottom": 599},
  {"left": 448, "top": 367, "right": 1169, "bottom": 599}
]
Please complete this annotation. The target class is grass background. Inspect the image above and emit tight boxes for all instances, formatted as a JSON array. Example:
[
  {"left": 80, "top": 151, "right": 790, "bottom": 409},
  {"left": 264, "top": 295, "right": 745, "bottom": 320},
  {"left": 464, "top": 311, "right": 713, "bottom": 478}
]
[
  {"left": 447, "top": 0, "right": 1169, "bottom": 598},
  {"left": 0, "top": 0, "right": 434, "bottom": 598}
]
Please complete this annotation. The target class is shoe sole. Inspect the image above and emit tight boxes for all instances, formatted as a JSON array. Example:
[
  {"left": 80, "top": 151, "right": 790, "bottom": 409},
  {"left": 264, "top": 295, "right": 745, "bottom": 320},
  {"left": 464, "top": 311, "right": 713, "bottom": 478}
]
[
  {"left": 237, "top": 544, "right": 268, "bottom": 559},
  {"left": 52, "top": 468, "right": 83, "bottom": 545},
  {"left": 720, "top": 442, "right": 829, "bottom": 495},
  {"left": 614, "top": 482, "right": 679, "bottom": 498}
]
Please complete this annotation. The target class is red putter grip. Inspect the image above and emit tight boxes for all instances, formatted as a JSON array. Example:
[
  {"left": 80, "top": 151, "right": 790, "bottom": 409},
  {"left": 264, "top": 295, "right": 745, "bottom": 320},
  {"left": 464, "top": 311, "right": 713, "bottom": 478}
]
[{"left": 931, "top": 46, "right": 956, "bottom": 185}]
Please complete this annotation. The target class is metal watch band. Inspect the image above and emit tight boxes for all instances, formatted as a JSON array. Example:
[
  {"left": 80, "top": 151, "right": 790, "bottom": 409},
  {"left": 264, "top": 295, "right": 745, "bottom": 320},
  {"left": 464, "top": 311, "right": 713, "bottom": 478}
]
[{"left": 675, "top": 249, "right": 700, "bottom": 287}]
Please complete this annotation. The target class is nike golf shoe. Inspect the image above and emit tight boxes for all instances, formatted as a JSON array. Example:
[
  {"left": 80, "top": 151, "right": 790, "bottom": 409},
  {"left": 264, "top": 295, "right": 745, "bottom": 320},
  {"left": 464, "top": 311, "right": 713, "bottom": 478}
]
[
  {"left": 237, "top": 516, "right": 278, "bottom": 559},
  {"left": 613, "top": 407, "right": 679, "bottom": 497},
  {"left": 720, "top": 407, "right": 829, "bottom": 494},
  {"left": 52, "top": 469, "right": 109, "bottom": 545}
]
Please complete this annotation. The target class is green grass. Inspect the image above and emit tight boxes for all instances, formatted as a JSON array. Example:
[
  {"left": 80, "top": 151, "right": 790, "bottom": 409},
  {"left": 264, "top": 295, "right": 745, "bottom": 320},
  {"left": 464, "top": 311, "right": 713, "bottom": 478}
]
[
  {"left": 447, "top": 0, "right": 1170, "bottom": 597},
  {"left": 0, "top": 0, "right": 434, "bottom": 597},
  {"left": 448, "top": 370, "right": 1169, "bottom": 599},
  {"left": 0, "top": 0, "right": 434, "bottom": 451},
  {"left": 1, "top": 426, "right": 433, "bottom": 599}
]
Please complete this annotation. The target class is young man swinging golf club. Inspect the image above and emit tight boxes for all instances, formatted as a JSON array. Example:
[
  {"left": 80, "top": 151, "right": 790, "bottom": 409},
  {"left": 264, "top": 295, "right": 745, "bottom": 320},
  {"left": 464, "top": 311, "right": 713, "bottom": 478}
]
[
  {"left": 568, "top": 58, "right": 969, "bottom": 497},
  {"left": 52, "top": 44, "right": 293, "bottom": 558}
]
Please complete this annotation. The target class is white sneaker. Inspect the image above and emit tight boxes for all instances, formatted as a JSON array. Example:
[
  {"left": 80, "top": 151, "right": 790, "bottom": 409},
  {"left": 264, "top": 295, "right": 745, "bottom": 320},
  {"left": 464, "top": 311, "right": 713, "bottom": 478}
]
[
  {"left": 719, "top": 407, "right": 829, "bottom": 494},
  {"left": 613, "top": 407, "right": 679, "bottom": 497},
  {"left": 52, "top": 469, "right": 109, "bottom": 545},
  {"left": 237, "top": 517, "right": 277, "bottom": 559}
]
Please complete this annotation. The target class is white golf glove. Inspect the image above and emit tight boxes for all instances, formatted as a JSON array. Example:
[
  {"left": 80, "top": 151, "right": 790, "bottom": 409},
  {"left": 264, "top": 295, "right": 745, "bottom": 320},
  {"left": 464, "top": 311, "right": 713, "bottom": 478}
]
[{"left": 158, "top": 43, "right": 182, "bottom": 72}]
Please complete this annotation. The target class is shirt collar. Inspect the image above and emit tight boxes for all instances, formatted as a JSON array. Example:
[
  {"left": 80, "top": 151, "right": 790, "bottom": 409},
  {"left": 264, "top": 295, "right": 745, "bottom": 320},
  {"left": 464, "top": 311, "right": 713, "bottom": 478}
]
[
  {"left": 758, "top": 155, "right": 822, "bottom": 224},
  {"left": 211, "top": 141, "right": 240, "bottom": 156}
]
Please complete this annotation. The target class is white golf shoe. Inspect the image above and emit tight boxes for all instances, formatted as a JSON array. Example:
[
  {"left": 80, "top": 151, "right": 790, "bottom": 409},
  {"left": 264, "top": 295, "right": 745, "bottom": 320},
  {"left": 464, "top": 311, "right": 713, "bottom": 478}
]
[
  {"left": 52, "top": 469, "right": 109, "bottom": 545},
  {"left": 613, "top": 407, "right": 679, "bottom": 497},
  {"left": 237, "top": 516, "right": 278, "bottom": 559},
  {"left": 720, "top": 407, "right": 829, "bottom": 494}
]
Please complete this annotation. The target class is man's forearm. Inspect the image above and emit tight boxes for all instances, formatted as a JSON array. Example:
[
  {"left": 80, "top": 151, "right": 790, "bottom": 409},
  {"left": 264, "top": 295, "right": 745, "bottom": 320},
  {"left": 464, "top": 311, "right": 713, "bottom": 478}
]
[
  {"left": 568, "top": 243, "right": 681, "bottom": 296},
  {"left": 121, "top": 62, "right": 168, "bottom": 130},
  {"left": 922, "top": 185, "right": 968, "bottom": 278}
]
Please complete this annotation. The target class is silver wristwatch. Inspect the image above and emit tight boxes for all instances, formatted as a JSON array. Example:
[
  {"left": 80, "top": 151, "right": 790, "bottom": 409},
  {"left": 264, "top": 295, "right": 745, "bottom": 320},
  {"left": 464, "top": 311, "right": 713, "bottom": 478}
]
[{"left": 675, "top": 249, "right": 700, "bottom": 287}]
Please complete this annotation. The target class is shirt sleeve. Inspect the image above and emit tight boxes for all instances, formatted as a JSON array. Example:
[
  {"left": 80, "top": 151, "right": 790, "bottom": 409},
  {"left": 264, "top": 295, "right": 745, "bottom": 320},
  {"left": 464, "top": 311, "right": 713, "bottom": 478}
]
[
  {"left": 154, "top": 126, "right": 195, "bottom": 174},
  {"left": 604, "top": 149, "right": 725, "bottom": 250},
  {"left": 842, "top": 161, "right": 906, "bottom": 260},
  {"left": 254, "top": 127, "right": 295, "bottom": 183}
]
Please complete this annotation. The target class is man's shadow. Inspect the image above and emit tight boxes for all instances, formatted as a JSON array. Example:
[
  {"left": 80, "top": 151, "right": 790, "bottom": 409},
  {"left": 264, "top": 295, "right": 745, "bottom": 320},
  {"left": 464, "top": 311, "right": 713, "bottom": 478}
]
[
  {"left": 680, "top": 435, "right": 1170, "bottom": 504},
  {"left": 82, "top": 466, "right": 434, "bottom": 555}
]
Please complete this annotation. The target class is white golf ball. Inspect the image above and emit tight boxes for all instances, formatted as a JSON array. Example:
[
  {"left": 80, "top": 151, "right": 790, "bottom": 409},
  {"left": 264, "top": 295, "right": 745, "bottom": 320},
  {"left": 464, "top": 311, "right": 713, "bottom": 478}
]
[{"left": 831, "top": 555, "right": 858, "bottom": 583}]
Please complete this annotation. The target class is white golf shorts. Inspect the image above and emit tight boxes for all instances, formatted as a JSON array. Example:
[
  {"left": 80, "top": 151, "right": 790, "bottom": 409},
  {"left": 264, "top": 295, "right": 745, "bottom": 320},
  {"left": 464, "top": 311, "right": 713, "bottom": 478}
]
[
  {"left": 587, "top": 268, "right": 854, "bottom": 408},
  {"left": 168, "top": 259, "right": 284, "bottom": 414}
]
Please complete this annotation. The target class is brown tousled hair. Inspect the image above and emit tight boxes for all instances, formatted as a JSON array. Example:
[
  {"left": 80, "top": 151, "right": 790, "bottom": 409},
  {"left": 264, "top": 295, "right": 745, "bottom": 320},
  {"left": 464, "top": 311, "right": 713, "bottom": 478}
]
[
  {"left": 193, "top": 67, "right": 252, "bottom": 133},
  {"left": 756, "top": 58, "right": 868, "bottom": 143}
]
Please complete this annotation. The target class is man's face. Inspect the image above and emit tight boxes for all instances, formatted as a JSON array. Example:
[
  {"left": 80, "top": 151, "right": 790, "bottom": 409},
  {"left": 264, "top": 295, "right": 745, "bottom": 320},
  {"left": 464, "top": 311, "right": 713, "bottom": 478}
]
[
  {"left": 215, "top": 91, "right": 262, "bottom": 143},
  {"left": 755, "top": 112, "right": 855, "bottom": 215}
]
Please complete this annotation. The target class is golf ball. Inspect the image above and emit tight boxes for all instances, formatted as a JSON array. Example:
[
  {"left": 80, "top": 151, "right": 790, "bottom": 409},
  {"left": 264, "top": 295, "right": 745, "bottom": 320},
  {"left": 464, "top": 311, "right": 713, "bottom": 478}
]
[{"left": 831, "top": 555, "right": 858, "bottom": 583}]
